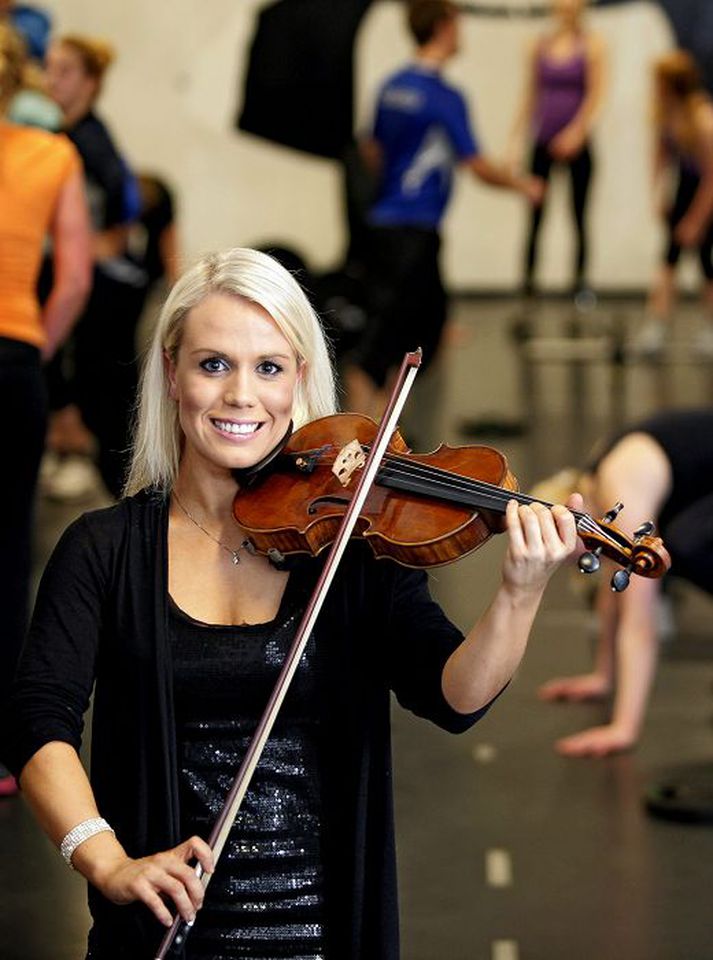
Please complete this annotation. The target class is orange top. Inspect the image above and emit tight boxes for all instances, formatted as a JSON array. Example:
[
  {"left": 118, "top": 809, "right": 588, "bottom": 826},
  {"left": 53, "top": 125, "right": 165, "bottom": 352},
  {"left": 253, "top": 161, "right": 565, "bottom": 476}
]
[{"left": 0, "top": 124, "right": 81, "bottom": 348}]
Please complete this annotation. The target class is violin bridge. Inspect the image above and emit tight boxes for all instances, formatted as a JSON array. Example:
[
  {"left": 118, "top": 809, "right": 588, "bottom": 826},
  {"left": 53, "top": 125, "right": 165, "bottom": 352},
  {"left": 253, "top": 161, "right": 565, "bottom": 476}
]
[{"left": 332, "top": 439, "right": 367, "bottom": 487}]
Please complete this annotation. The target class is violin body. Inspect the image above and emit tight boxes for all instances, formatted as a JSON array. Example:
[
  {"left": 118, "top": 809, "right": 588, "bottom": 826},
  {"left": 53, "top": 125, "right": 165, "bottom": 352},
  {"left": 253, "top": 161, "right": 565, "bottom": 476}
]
[
  {"left": 233, "top": 413, "right": 519, "bottom": 568},
  {"left": 234, "top": 412, "right": 670, "bottom": 583}
]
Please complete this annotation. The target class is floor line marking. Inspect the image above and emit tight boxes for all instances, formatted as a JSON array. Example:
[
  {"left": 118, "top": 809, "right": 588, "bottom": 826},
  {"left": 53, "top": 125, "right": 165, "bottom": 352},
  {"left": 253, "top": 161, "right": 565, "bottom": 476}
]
[
  {"left": 492, "top": 939, "right": 519, "bottom": 960},
  {"left": 485, "top": 848, "right": 513, "bottom": 888},
  {"left": 472, "top": 742, "right": 497, "bottom": 764}
]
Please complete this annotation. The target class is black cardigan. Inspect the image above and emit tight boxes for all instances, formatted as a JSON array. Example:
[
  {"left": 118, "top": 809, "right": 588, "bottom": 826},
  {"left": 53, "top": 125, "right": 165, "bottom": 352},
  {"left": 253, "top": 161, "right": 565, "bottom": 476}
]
[{"left": 5, "top": 491, "right": 489, "bottom": 959}]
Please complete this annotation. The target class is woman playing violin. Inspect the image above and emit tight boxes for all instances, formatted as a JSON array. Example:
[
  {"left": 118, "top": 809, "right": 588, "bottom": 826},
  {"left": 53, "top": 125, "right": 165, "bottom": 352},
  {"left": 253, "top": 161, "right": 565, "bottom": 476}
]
[{"left": 4, "top": 248, "right": 580, "bottom": 960}]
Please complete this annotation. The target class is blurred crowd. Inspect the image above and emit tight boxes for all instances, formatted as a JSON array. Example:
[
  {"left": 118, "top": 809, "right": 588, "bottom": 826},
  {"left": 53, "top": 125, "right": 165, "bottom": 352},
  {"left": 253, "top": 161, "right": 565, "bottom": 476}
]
[{"left": 0, "top": 0, "right": 712, "bottom": 790}]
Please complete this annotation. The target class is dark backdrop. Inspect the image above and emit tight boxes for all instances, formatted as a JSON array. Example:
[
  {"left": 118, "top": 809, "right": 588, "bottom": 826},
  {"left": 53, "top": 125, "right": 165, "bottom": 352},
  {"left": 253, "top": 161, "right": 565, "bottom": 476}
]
[{"left": 237, "top": 0, "right": 713, "bottom": 157}]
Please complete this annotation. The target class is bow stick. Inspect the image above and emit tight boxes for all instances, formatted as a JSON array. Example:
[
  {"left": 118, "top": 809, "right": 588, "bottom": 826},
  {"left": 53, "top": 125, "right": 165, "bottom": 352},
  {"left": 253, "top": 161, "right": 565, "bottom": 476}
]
[{"left": 155, "top": 348, "right": 423, "bottom": 958}]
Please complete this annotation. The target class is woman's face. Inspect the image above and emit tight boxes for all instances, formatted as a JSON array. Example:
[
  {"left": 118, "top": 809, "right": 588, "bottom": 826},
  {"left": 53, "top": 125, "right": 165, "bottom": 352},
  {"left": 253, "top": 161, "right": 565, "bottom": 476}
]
[
  {"left": 553, "top": 0, "right": 584, "bottom": 28},
  {"left": 45, "top": 43, "right": 96, "bottom": 113},
  {"left": 166, "top": 292, "right": 301, "bottom": 479}
]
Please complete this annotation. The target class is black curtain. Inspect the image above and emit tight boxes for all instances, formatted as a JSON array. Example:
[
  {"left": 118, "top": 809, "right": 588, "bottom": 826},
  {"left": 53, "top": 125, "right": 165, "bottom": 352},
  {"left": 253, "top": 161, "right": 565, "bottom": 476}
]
[
  {"left": 238, "top": 0, "right": 373, "bottom": 160},
  {"left": 600, "top": 0, "right": 713, "bottom": 92}
]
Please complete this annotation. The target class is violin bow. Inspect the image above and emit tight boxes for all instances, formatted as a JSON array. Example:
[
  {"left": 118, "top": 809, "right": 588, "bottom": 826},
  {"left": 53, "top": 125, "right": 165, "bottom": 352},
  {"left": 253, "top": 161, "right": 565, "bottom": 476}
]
[{"left": 154, "top": 348, "right": 423, "bottom": 958}]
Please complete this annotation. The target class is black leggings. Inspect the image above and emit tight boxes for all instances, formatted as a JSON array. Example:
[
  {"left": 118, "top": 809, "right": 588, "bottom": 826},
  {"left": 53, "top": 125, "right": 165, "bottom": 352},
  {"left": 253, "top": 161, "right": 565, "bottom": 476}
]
[
  {"left": 0, "top": 337, "right": 47, "bottom": 708},
  {"left": 664, "top": 168, "right": 713, "bottom": 281},
  {"left": 662, "top": 493, "right": 713, "bottom": 595},
  {"left": 44, "top": 266, "right": 147, "bottom": 498},
  {"left": 349, "top": 225, "right": 446, "bottom": 388},
  {"left": 524, "top": 141, "right": 594, "bottom": 290}
]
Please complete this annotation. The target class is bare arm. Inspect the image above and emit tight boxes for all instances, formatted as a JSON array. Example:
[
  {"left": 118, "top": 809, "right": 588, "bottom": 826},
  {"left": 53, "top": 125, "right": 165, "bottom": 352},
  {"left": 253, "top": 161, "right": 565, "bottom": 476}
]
[
  {"left": 608, "top": 575, "right": 661, "bottom": 740},
  {"left": 674, "top": 105, "right": 713, "bottom": 246},
  {"left": 41, "top": 169, "right": 92, "bottom": 361},
  {"left": 442, "top": 498, "right": 579, "bottom": 713},
  {"left": 466, "top": 154, "right": 544, "bottom": 204},
  {"left": 159, "top": 221, "right": 181, "bottom": 286},
  {"left": 506, "top": 37, "right": 539, "bottom": 171},
  {"left": 573, "top": 33, "right": 607, "bottom": 134},
  {"left": 359, "top": 136, "right": 383, "bottom": 178},
  {"left": 20, "top": 742, "right": 214, "bottom": 927}
]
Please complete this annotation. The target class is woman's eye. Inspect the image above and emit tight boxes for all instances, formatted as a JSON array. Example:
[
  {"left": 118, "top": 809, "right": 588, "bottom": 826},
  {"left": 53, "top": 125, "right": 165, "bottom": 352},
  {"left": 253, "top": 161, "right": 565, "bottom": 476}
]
[
  {"left": 258, "top": 360, "right": 283, "bottom": 376},
  {"left": 200, "top": 357, "right": 229, "bottom": 374}
]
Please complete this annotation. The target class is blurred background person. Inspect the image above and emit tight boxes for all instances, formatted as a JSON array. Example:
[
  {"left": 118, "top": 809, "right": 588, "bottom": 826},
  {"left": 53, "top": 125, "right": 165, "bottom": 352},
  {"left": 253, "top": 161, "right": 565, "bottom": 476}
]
[
  {"left": 0, "top": 0, "right": 62, "bottom": 130},
  {"left": 41, "top": 33, "right": 143, "bottom": 500},
  {"left": 0, "top": 21, "right": 90, "bottom": 795},
  {"left": 508, "top": 0, "right": 606, "bottom": 299},
  {"left": 343, "top": 0, "right": 542, "bottom": 419},
  {"left": 533, "top": 408, "right": 713, "bottom": 758},
  {"left": 631, "top": 50, "right": 713, "bottom": 357}
]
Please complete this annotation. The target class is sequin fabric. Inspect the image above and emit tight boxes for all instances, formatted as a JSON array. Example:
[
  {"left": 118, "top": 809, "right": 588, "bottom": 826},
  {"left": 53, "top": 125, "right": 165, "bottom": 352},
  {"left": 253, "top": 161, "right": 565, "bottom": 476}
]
[{"left": 169, "top": 589, "right": 327, "bottom": 960}]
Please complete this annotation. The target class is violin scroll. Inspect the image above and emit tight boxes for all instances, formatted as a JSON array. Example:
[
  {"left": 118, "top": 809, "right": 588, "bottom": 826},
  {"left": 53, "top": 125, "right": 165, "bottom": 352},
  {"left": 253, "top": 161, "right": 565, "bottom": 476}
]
[{"left": 576, "top": 503, "right": 671, "bottom": 591}]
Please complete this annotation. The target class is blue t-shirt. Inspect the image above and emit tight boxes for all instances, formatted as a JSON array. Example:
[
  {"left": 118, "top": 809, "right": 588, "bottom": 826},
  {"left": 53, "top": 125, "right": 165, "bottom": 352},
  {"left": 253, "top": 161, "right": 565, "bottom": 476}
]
[{"left": 369, "top": 64, "right": 480, "bottom": 229}]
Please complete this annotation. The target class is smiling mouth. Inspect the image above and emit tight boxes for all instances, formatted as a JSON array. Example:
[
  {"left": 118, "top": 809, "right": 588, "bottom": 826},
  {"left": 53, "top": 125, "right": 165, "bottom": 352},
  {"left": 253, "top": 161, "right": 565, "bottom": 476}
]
[{"left": 211, "top": 419, "right": 264, "bottom": 437}]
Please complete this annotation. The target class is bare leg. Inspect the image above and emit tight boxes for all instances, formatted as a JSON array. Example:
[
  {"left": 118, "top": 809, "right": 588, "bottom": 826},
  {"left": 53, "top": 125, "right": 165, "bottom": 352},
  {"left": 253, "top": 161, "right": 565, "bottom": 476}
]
[{"left": 647, "top": 264, "right": 676, "bottom": 323}]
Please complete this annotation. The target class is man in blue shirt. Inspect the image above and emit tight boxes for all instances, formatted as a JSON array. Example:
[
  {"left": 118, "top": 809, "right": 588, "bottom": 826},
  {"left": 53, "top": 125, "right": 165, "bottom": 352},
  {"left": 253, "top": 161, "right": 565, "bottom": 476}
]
[{"left": 345, "top": 0, "right": 542, "bottom": 415}]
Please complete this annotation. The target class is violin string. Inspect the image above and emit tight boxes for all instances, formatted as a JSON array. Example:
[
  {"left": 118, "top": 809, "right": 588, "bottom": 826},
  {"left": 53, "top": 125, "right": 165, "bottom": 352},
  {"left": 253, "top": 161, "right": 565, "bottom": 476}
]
[
  {"left": 302, "top": 446, "right": 625, "bottom": 552},
  {"left": 375, "top": 457, "right": 626, "bottom": 551},
  {"left": 295, "top": 445, "right": 628, "bottom": 552}
]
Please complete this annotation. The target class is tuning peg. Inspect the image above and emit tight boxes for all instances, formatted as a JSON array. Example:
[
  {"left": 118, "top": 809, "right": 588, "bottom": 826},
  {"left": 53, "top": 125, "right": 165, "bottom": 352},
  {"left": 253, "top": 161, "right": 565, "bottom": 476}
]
[
  {"left": 578, "top": 548, "right": 602, "bottom": 574},
  {"left": 611, "top": 565, "right": 633, "bottom": 592},
  {"left": 633, "top": 520, "right": 655, "bottom": 539},
  {"left": 602, "top": 501, "right": 624, "bottom": 524}
]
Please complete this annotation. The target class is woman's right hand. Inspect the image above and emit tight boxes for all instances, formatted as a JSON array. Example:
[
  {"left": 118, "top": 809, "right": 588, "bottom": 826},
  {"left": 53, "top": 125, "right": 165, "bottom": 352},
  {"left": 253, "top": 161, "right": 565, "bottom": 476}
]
[{"left": 93, "top": 836, "right": 215, "bottom": 927}]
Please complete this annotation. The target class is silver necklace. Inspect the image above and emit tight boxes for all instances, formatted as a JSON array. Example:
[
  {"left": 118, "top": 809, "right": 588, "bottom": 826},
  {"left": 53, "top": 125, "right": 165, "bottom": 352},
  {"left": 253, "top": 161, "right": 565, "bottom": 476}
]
[{"left": 173, "top": 491, "right": 252, "bottom": 565}]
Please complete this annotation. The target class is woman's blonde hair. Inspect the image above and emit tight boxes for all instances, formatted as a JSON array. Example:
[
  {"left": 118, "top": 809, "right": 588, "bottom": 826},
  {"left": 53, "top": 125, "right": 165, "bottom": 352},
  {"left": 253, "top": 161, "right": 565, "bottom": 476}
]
[
  {"left": 58, "top": 34, "right": 115, "bottom": 90},
  {"left": 0, "top": 23, "right": 27, "bottom": 110},
  {"left": 125, "top": 248, "right": 337, "bottom": 496},
  {"left": 654, "top": 50, "right": 707, "bottom": 152}
]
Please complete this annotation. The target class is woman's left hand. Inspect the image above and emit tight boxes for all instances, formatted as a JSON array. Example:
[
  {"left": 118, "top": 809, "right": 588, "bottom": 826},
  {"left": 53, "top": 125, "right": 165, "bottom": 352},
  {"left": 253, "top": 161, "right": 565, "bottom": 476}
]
[
  {"left": 502, "top": 494, "right": 582, "bottom": 595},
  {"left": 550, "top": 125, "right": 585, "bottom": 161}
]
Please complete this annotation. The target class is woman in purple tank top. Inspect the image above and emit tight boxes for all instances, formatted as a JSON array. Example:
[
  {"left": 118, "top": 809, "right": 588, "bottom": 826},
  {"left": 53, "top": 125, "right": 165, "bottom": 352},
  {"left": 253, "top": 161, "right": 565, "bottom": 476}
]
[{"left": 508, "top": 0, "right": 607, "bottom": 297}]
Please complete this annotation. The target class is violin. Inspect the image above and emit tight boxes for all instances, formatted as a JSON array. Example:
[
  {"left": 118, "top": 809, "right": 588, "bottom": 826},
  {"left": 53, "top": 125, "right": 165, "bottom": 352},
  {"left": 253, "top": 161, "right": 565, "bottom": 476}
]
[{"left": 233, "top": 412, "right": 671, "bottom": 592}]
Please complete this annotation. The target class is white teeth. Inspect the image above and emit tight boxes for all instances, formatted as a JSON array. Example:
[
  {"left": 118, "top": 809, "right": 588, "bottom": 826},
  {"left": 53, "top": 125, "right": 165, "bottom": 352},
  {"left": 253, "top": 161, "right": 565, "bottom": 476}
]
[{"left": 213, "top": 420, "right": 259, "bottom": 435}]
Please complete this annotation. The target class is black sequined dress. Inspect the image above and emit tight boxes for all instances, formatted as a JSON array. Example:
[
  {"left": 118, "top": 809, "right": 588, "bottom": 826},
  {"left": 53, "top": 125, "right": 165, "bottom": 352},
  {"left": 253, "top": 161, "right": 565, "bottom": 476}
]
[{"left": 169, "top": 584, "right": 327, "bottom": 960}]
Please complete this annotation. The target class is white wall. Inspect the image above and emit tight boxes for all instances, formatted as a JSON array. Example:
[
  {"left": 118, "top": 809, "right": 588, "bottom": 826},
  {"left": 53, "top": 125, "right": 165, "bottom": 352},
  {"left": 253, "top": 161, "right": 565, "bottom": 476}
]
[{"left": 46, "top": 0, "right": 674, "bottom": 290}]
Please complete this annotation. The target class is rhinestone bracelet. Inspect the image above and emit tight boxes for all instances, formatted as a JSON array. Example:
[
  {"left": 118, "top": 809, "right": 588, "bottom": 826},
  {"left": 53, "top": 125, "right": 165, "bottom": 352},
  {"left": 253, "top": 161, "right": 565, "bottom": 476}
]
[{"left": 59, "top": 817, "right": 115, "bottom": 869}]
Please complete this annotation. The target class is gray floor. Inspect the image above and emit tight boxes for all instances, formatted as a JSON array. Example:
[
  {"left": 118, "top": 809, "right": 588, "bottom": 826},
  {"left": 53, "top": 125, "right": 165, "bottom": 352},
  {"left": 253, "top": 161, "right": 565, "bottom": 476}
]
[{"left": 3, "top": 297, "right": 713, "bottom": 960}]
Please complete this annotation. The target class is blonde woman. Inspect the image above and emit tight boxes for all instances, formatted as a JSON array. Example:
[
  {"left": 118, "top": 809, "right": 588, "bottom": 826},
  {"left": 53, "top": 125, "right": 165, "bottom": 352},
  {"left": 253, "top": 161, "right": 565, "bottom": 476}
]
[
  {"left": 633, "top": 51, "right": 713, "bottom": 356},
  {"left": 5, "top": 249, "right": 578, "bottom": 958},
  {"left": 0, "top": 22, "right": 90, "bottom": 796}
]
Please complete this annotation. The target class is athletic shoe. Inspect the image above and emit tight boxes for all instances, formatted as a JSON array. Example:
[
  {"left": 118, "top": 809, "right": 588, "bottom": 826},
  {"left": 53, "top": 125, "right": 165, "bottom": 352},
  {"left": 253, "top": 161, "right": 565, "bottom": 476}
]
[
  {"left": 43, "top": 455, "right": 99, "bottom": 502},
  {"left": 626, "top": 319, "right": 666, "bottom": 358},
  {"left": 691, "top": 324, "right": 713, "bottom": 360}
]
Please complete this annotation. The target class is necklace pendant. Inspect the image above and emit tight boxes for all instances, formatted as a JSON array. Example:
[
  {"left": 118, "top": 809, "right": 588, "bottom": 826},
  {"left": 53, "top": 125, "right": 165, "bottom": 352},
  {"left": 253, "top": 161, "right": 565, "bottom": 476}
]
[{"left": 231, "top": 552, "right": 241, "bottom": 565}]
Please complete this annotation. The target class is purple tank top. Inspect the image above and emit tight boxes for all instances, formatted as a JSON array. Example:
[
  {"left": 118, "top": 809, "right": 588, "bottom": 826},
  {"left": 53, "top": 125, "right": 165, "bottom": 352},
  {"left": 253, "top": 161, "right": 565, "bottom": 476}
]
[{"left": 533, "top": 41, "right": 587, "bottom": 145}]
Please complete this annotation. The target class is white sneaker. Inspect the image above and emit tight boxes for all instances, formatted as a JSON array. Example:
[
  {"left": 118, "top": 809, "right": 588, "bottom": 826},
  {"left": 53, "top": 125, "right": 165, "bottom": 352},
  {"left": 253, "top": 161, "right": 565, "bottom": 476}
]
[
  {"left": 43, "top": 455, "right": 100, "bottom": 502},
  {"left": 38, "top": 451, "right": 61, "bottom": 492},
  {"left": 691, "top": 324, "right": 713, "bottom": 360},
  {"left": 627, "top": 319, "right": 666, "bottom": 358}
]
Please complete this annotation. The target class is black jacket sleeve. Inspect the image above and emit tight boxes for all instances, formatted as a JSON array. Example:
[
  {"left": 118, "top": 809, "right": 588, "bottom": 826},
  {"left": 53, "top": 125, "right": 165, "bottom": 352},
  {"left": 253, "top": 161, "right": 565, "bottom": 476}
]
[
  {"left": 3, "top": 513, "right": 110, "bottom": 777},
  {"left": 385, "top": 565, "right": 493, "bottom": 734}
]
